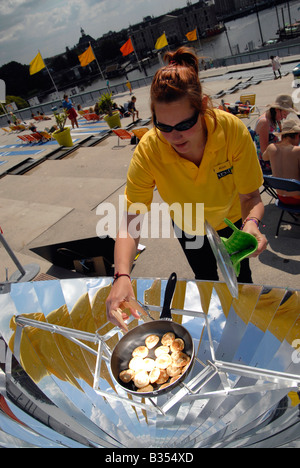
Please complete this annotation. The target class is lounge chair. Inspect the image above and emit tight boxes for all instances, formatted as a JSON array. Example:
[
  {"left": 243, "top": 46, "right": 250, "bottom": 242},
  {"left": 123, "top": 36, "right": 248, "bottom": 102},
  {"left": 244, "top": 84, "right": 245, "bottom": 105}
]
[
  {"left": 39, "top": 131, "right": 53, "bottom": 141},
  {"left": 22, "top": 133, "right": 42, "bottom": 144},
  {"left": 31, "top": 132, "right": 44, "bottom": 142},
  {"left": 2, "top": 128, "right": 13, "bottom": 134},
  {"left": 236, "top": 94, "right": 260, "bottom": 119},
  {"left": 83, "top": 113, "right": 100, "bottom": 122},
  {"left": 112, "top": 128, "right": 133, "bottom": 146},
  {"left": 17, "top": 135, "right": 31, "bottom": 144},
  {"left": 263, "top": 175, "right": 300, "bottom": 236},
  {"left": 131, "top": 127, "right": 149, "bottom": 142}
]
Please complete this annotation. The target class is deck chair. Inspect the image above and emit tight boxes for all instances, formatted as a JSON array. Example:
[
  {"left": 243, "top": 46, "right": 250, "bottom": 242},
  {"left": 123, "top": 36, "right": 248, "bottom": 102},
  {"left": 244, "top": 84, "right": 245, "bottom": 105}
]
[
  {"left": 83, "top": 113, "right": 100, "bottom": 122},
  {"left": 112, "top": 128, "right": 133, "bottom": 146},
  {"left": 263, "top": 175, "right": 300, "bottom": 236},
  {"left": 31, "top": 132, "right": 44, "bottom": 142},
  {"left": 131, "top": 127, "right": 149, "bottom": 142},
  {"left": 2, "top": 127, "right": 12, "bottom": 134},
  {"left": 17, "top": 135, "right": 31, "bottom": 144},
  {"left": 22, "top": 133, "right": 41, "bottom": 144},
  {"left": 9, "top": 125, "right": 19, "bottom": 131},
  {"left": 39, "top": 131, "right": 53, "bottom": 141},
  {"left": 17, "top": 124, "right": 28, "bottom": 131},
  {"left": 236, "top": 94, "right": 260, "bottom": 119}
]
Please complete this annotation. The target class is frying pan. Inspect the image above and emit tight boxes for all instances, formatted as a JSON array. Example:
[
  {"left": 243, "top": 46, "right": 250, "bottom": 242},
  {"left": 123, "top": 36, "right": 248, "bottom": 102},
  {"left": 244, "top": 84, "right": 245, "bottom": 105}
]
[{"left": 110, "top": 272, "right": 195, "bottom": 397}]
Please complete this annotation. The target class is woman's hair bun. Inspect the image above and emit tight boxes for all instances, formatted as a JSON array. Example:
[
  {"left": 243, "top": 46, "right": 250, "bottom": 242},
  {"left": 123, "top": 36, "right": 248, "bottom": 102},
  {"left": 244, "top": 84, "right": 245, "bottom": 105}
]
[{"left": 164, "top": 47, "right": 199, "bottom": 76}]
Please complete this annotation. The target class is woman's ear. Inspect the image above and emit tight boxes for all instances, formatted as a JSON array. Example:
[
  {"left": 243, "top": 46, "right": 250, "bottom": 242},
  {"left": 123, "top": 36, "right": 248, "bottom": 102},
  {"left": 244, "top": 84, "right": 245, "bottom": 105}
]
[{"left": 202, "top": 94, "right": 209, "bottom": 109}]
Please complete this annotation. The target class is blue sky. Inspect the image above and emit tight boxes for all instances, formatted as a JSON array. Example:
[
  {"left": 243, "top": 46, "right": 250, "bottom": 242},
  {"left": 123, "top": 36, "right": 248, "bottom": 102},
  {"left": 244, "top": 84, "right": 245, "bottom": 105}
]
[{"left": 0, "top": 0, "right": 192, "bottom": 67}]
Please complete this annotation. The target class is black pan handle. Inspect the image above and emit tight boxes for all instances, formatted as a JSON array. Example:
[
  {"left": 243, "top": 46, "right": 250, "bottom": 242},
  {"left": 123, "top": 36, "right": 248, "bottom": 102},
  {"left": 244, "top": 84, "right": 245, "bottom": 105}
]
[{"left": 160, "top": 272, "right": 177, "bottom": 320}]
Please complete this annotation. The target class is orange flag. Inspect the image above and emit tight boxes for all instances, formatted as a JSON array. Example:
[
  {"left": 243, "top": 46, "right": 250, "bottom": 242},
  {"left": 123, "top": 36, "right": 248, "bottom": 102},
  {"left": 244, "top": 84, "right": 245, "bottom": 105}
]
[
  {"left": 78, "top": 44, "right": 96, "bottom": 67},
  {"left": 120, "top": 38, "right": 134, "bottom": 56},
  {"left": 186, "top": 29, "right": 197, "bottom": 42}
]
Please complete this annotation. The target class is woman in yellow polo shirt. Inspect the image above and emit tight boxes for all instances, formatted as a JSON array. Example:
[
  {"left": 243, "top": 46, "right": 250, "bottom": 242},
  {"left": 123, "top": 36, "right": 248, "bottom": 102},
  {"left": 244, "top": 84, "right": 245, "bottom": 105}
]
[{"left": 106, "top": 47, "right": 267, "bottom": 330}]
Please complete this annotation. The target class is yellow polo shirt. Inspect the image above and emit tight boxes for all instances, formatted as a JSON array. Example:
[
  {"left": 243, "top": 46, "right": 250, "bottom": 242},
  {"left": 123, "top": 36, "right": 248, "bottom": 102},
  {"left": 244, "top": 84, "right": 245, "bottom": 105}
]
[{"left": 125, "top": 109, "right": 263, "bottom": 234}]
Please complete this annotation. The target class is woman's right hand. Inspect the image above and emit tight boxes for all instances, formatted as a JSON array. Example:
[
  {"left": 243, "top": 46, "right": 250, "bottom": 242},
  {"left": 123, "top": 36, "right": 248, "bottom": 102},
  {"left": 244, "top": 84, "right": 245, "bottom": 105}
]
[{"left": 106, "top": 276, "right": 140, "bottom": 332}]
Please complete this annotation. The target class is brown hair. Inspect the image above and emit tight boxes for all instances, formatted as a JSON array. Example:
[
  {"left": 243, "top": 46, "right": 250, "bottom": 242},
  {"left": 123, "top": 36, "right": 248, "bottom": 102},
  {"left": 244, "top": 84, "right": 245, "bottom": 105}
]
[
  {"left": 150, "top": 47, "right": 215, "bottom": 125},
  {"left": 282, "top": 132, "right": 300, "bottom": 140}
]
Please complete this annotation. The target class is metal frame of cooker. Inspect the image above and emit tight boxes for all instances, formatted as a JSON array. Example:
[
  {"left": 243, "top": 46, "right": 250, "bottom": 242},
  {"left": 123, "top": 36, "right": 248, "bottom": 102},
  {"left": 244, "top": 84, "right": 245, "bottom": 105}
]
[{"left": 14, "top": 307, "right": 300, "bottom": 415}]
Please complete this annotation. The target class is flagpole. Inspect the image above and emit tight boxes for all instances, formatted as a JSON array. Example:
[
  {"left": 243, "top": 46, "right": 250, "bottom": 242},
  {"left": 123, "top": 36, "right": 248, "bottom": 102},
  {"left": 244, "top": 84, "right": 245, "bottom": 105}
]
[
  {"left": 196, "top": 27, "right": 202, "bottom": 52},
  {"left": 90, "top": 43, "right": 105, "bottom": 80},
  {"left": 164, "top": 31, "right": 170, "bottom": 52},
  {"left": 39, "top": 50, "right": 60, "bottom": 101},
  {"left": 130, "top": 36, "right": 142, "bottom": 73}
]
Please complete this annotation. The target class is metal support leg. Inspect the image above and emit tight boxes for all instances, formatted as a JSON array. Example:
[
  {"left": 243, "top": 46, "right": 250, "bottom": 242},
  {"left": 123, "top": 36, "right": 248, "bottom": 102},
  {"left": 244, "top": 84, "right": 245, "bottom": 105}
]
[{"left": 0, "top": 232, "right": 40, "bottom": 283}]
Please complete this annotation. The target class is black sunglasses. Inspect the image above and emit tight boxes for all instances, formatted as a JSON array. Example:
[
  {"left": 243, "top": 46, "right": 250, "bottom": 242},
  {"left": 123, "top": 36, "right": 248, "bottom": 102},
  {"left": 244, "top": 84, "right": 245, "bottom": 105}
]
[{"left": 154, "top": 110, "right": 199, "bottom": 133}]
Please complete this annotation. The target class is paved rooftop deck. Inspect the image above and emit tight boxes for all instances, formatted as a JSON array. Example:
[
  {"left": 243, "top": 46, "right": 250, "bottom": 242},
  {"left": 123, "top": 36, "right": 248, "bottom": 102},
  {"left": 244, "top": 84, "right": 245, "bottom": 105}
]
[{"left": 0, "top": 59, "right": 299, "bottom": 290}]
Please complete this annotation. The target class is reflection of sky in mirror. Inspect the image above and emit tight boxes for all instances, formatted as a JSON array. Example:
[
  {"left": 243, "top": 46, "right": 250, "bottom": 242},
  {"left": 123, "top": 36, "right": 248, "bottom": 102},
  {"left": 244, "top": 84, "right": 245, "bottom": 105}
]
[
  {"left": 60, "top": 278, "right": 89, "bottom": 312},
  {"left": 1, "top": 277, "right": 300, "bottom": 447},
  {"left": 0, "top": 410, "right": 60, "bottom": 448},
  {"left": 0, "top": 293, "right": 19, "bottom": 342},
  {"left": 86, "top": 277, "right": 111, "bottom": 303},
  {"left": 206, "top": 287, "right": 227, "bottom": 344},
  {"left": 10, "top": 282, "right": 41, "bottom": 315},
  {"left": 4, "top": 398, "right": 84, "bottom": 447},
  {"left": 33, "top": 280, "right": 66, "bottom": 315}
]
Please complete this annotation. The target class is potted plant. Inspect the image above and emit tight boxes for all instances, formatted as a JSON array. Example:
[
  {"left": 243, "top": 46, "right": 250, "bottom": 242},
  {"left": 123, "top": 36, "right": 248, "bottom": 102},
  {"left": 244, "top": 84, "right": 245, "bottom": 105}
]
[
  {"left": 52, "top": 109, "right": 73, "bottom": 147},
  {"left": 98, "top": 92, "right": 121, "bottom": 129}
]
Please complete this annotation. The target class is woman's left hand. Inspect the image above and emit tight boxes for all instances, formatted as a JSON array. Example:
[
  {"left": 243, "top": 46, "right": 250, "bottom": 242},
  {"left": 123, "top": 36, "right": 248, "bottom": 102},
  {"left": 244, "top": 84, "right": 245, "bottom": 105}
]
[{"left": 242, "top": 221, "right": 268, "bottom": 257}]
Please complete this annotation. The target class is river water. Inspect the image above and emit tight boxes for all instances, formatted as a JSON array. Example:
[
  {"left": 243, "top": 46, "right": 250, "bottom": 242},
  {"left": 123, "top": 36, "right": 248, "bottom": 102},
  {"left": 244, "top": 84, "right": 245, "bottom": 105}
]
[{"left": 67, "top": 1, "right": 300, "bottom": 95}]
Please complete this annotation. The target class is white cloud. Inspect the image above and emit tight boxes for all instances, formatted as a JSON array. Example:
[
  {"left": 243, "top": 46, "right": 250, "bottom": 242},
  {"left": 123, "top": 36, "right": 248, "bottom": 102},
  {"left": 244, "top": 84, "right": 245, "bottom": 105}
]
[{"left": 0, "top": 0, "right": 188, "bottom": 66}]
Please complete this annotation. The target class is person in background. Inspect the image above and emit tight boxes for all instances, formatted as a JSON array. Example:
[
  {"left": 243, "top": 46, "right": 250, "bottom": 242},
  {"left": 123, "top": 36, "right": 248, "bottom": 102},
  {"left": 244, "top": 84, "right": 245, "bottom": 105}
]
[
  {"left": 106, "top": 47, "right": 267, "bottom": 331},
  {"left": 10, "top": 112, "right": 20, "bottom": 125},
  {"left": 94, "top": 102, "right": 101, "bottom": 116},
  {"left": 262, "top": 119, "right": 300, "bottom": 205},
  {"left": 270, "top": 55, "right": 282, "bottom": 79},
  {"left": 62, "top": 94, "right": 79, "bottom": 129},
  {"left": 28, "top": 122, "right": 37, "bottom": 132},
  {"left": 126, "top": 80, "right": 132, "bottom": 95},
  {"left": 127, "top": 96, "right": 139, "bottom": 122},
  {"left": 254, "top": 94, "right": 297, "bottom": 173}
]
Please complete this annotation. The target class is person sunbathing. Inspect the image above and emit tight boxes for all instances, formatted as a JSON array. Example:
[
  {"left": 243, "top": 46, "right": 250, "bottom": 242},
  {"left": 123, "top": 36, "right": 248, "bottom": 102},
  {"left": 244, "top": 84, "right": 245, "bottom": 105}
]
[{"left": 262, "top": 119, "right": 300, "bottom": 205}]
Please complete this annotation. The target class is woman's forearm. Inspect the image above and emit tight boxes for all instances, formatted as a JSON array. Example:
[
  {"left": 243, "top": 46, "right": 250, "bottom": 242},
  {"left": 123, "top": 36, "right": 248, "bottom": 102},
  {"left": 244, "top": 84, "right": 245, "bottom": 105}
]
[
  {"left": 114, "top": 233, "right": 140, "bottom": 275},
  {"left": 239, "top": 190, "right": 267, "bottom": 256},
  {"left": 239, "top": 190, "right": 264, "bottom": 222},
  {"left": 114, "top": 213, "right": 143, "bottom": 275}
]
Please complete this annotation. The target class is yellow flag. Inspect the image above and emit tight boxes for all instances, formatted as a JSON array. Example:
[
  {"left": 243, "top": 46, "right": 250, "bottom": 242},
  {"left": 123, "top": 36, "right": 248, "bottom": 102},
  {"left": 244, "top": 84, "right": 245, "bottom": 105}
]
[
  {"left": 186, "top": 28, "right": 197, "bottom": 42},
  {"left": 29, "top": 52, "right": 45, "bottom": 75},
  {"left": 155, "top": 33, "right": 168, "bottom": 50},
  {"left": 78, "top": 44, "right": 96, "bottom": 67}
]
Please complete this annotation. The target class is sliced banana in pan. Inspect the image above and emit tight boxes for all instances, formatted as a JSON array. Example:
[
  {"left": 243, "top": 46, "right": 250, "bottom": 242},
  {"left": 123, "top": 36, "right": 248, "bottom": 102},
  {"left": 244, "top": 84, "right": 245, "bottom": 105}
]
[
  {"left": 155, "top": 353, "right": 172, "bottom": 369},
  {"left": 119, "top": 369, "right": 135, "bottom": 383},
  {"left": 161, "top": 332, "right": 175, "bottom": 346},
  {"left": 145, "top": 334, "right": 160, "bottom": 349},
  {"left": 132, "top": 346, "right": 149, "bottom": 358},
  {"left": 134, "top": 370, "right": 150, "bottom": 388}
]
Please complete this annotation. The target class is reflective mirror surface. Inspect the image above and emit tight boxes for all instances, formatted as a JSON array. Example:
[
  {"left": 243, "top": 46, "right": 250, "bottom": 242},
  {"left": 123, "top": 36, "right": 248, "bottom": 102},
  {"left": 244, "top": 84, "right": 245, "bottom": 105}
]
[{"left": 0, "top": 277, "right": 299, "bottom": 448}]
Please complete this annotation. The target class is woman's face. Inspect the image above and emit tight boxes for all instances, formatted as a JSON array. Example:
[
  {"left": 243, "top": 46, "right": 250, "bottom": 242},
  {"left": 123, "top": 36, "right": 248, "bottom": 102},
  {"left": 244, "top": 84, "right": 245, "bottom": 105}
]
[
  {"left": 276, "top": 108, "right": 289, "bottom": 121},
  {"left": 154, "top": 98, "right": 203, "bottom": 157}
]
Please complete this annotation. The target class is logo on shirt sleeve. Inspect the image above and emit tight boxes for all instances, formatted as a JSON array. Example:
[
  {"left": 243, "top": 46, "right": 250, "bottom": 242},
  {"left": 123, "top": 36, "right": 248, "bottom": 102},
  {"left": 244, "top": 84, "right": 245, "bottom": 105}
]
[{"left": 214, "top": 161, "right": 233, "bottom": 179}]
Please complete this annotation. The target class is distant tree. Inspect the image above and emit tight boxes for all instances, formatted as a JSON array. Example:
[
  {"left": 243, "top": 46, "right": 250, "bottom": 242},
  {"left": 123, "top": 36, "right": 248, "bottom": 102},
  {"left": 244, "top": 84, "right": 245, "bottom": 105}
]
[
  {"left": 0, "top": 95, "right": 29, "bottom": 115},
  {"left": 6, "top": 95, "right": 29, "bottom": 109},
  {"left": 0, "top": 61, "right": 50, "bottom": 98},
  {"left": 0, "top": 61, "right": 30, "bottom": 96}
]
